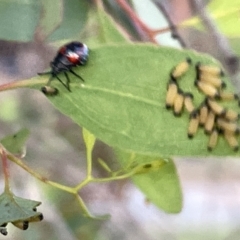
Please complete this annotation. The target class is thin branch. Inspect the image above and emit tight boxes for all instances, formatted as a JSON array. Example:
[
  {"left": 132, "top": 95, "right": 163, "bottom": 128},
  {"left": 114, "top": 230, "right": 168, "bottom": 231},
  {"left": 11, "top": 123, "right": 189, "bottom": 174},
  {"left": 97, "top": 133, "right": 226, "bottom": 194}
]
[
  {"left": 116, "top": 0, "right": 158, "bottom": 43},
  {"left": 6, "top": 151, "right": 48, "bottom": 183},
  {"left": 34, "top": 0, "right": 64, "bottom": 42},
  {"left": 0, "top": 148, "right": 10, "bottom": 192},
  {"left": 154, "top": 1, "right": 187, "bottom": 48}
]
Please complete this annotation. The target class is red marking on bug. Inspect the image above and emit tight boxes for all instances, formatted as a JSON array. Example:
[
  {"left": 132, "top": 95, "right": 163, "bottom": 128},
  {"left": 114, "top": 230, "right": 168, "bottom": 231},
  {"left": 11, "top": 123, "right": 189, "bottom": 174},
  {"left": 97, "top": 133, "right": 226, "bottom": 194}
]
[
  {"left": 59, "top": 46, "right": 67, "bottom": 54},
  {"left": 66, "top": 51, "right": 80, "bottom": 64}
]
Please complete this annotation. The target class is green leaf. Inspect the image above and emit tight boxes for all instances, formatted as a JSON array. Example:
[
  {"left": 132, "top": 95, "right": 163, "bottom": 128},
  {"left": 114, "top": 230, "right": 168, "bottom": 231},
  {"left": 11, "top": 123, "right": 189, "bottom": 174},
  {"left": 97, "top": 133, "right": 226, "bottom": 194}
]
[
  {"left": 180, "top": 0, "right": 240, "bottom": 37},
  {"left": 32, "top": 43, "right": 239, "bottom": 157},
  {"left": 82, "top": 128, "right": 96, "bottom": 154},
  {"left": 207, "top": 0, "right": 240, "bottom": 37},
  {"left": 96, "top": 6, "right": 129, "bottom": 44},
  {"left": 0, "top": 0, "right": 40, "bottom": 41},
  {"left": 0, "top": 128, "right": 30, "bottom": 155},
  {"left": 84, "top": 5, "right": 129, "bottom": 46},
  {"left": 0, "top": 94, "right": 19, "bottom": 121},
  {"left": 47, "top": 0, "right": 89, "bottom": 41},
  {"left": 115, "top": 150, "right": 182, "bottom": 213},
  {"left": 0, "top": 191, "right": 42, "bottom": 226},
  {"left": 38, "top": 0, "right": 63, "bottom": 40},
  {"left": 0, "top": 0, "right": 89, "bottom": 42}
]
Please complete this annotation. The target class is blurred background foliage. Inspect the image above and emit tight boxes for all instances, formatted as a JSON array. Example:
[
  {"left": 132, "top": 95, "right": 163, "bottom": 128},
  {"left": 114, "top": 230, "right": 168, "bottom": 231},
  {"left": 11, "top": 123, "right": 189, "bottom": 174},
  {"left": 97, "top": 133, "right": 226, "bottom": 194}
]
[{"left": 0, "top": 0, "right": 240, "bottom": 239}]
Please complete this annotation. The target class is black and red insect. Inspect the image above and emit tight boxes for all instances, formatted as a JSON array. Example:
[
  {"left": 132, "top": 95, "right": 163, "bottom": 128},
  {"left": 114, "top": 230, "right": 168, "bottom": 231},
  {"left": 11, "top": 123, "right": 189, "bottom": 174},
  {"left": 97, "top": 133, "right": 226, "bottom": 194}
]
[{"left": 39, "top": 41, "right": 89, "bottom": 92}]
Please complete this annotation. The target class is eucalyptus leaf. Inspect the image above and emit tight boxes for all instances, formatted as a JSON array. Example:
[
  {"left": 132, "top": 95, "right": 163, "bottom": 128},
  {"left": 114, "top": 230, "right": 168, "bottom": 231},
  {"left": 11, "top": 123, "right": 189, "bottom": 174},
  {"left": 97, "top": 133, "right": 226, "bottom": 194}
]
[
  {"left": 0, "top": 191, "right": 41, "bottom": 226},
  {"left": 0, "top": 0, "right": 40, "bottom": 41},
  {"left": 33, "top": 43, "right": 239, "bottom": 157},
  {"left": 47, "top": 0, "right": 89, "bottom": 41},
  {"left": 0, "top": 128, "right": 30, "bottom": 156},
  {"left": 96, "top": 6, "right": 129, "bottom": 44},
  {"left": 84, "top": 5, "right": 129, "bottom": 47},
  {"left": 82, "top": 128, "right": 96, "bottom": 154},
  {"left": 180, "top": 0, "right": 240, "bottom": 37},
  {"left": 38, "top": 0, "right": 63, "bottom": 40},
  {"left": 207, "top": 0, "right": 240, "bottom": 36},
  {"left": 115, "top": 149, "right": 182, "bottom": 213}
]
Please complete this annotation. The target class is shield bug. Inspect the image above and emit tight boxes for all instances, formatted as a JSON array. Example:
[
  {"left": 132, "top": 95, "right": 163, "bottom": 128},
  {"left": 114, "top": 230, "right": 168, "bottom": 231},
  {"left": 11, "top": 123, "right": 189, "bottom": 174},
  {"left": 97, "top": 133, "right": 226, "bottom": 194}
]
[{"left": 39, "top": 41, "right": 89, "bottom": 92}]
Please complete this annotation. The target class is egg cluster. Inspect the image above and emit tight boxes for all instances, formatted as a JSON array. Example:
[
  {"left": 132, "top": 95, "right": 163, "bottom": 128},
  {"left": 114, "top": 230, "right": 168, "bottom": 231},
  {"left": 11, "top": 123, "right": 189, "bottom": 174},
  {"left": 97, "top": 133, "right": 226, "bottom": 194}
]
[
  {"left": 0, "top": 207, "right": 43, "bottom": 236},
  {"left": 165, "top": 58, "right": 240, "bottom": 151}
]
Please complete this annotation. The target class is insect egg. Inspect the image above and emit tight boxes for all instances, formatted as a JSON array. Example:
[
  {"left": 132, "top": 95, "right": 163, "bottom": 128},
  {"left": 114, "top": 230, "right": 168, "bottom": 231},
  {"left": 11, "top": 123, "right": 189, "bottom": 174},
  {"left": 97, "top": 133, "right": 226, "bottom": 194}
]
[
  {"left": 199, "top": 103, "right": 209, "bottom": 126},
  {"left": 196, "top": 63, "right": 224, "bottom": 77},
  {"left": 188, "top": 111, "right": 199, "bottom": 138},
  {"left": 224, "top": 109, "right": 240, "bottom": 121},
  {"left": 12, "top": 221, "right": 29, "bottom": 230},
  {"left": 207, "top": 128, "right": 219, "bottom": 151},
  {"left": 0, "top": 227, "right": 7, "bottom": 236},
  {"left": 173, "top": 90, "right": 184, "bottom": 116},
  {"left": 38, "top": 214, "right": 44, "bottom": 221},
  {"left": 165, "top": 81, "right": 178, "bottom": 109},
  {"left": 224, "top": 130, "right": 239, "bottom": 151},
  {"left": 41, "top": 86, "right": 59, "bottom": 96},
  {"left": 220, "top": 92, "right": 239, "bottom": 101},
  {"left": 171, "top": 58, "right": 192, "bottom": 80},
  {"left": 207, "top": 99, "right": 226, "bottom": 116},
  {"left": 184, "top": 93, "right": 195, "bottom": 113},
  {"left": 29, "top": 213, "right": 44, "bottom": 222},
  {"left": 217, "top": 118, "right": 240, "bottom": 133},
  {"left": 204, "top": 111, "right": 215, "bottom": 134},
  {"left": 195, "top": 80, "right": 220, "bottom": 98},
  {"left": 199, "top": 74, "right": 226, "bottom": 89}
]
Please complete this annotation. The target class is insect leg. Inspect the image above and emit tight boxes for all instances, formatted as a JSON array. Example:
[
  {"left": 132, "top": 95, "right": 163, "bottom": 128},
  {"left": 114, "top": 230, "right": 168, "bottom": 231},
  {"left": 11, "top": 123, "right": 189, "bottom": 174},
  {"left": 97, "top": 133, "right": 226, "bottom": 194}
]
[
  {"left": 64, "top": 72, "right": 71, "bottom": 92},
  {"left": 69, "top": 69, "right": 85, "bottom": 82},
  {"left": 55, "top": 74, "right": 71, "bottom": 92}
]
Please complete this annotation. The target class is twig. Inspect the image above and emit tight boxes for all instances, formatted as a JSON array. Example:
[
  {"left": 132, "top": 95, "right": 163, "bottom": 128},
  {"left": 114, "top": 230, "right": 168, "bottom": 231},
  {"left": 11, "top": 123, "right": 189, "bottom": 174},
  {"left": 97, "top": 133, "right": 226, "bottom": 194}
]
[
  {"left": 116, "top": 0, "right": 158, "bottom": 43},
  {"left": 154, "top": 1, "right": 187, "bottom": 48},
  {"left": 0, "top": 148, "right": 10, "bottom": 192}
]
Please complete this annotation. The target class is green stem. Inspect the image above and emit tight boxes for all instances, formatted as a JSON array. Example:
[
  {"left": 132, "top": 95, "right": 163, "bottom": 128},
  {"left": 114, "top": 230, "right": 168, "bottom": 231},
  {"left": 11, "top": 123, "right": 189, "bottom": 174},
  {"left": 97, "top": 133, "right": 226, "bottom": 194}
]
[
  {"left": 0, "top": 78, "right": 44, "bottom": 92},
  {"left": 86, "top": 147, "right": 92, "bottom": 177},
  {"left": 6, "top": 151, "right": 48, "bottom": 183},
  {"left": 6, "top": 150, "right": 77, "bottom": 194},
  {"left": 47, "top": 181, "right": 76, "bottom": 194},
  {"left": 74, "top": 177, "right": 92, "bottom": 191},
  {"left": 75, "top": 195, "right": 95, "bottom": 218},
  {"left": 92, "top": 171, "right": 135, "bottom": 182}
]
